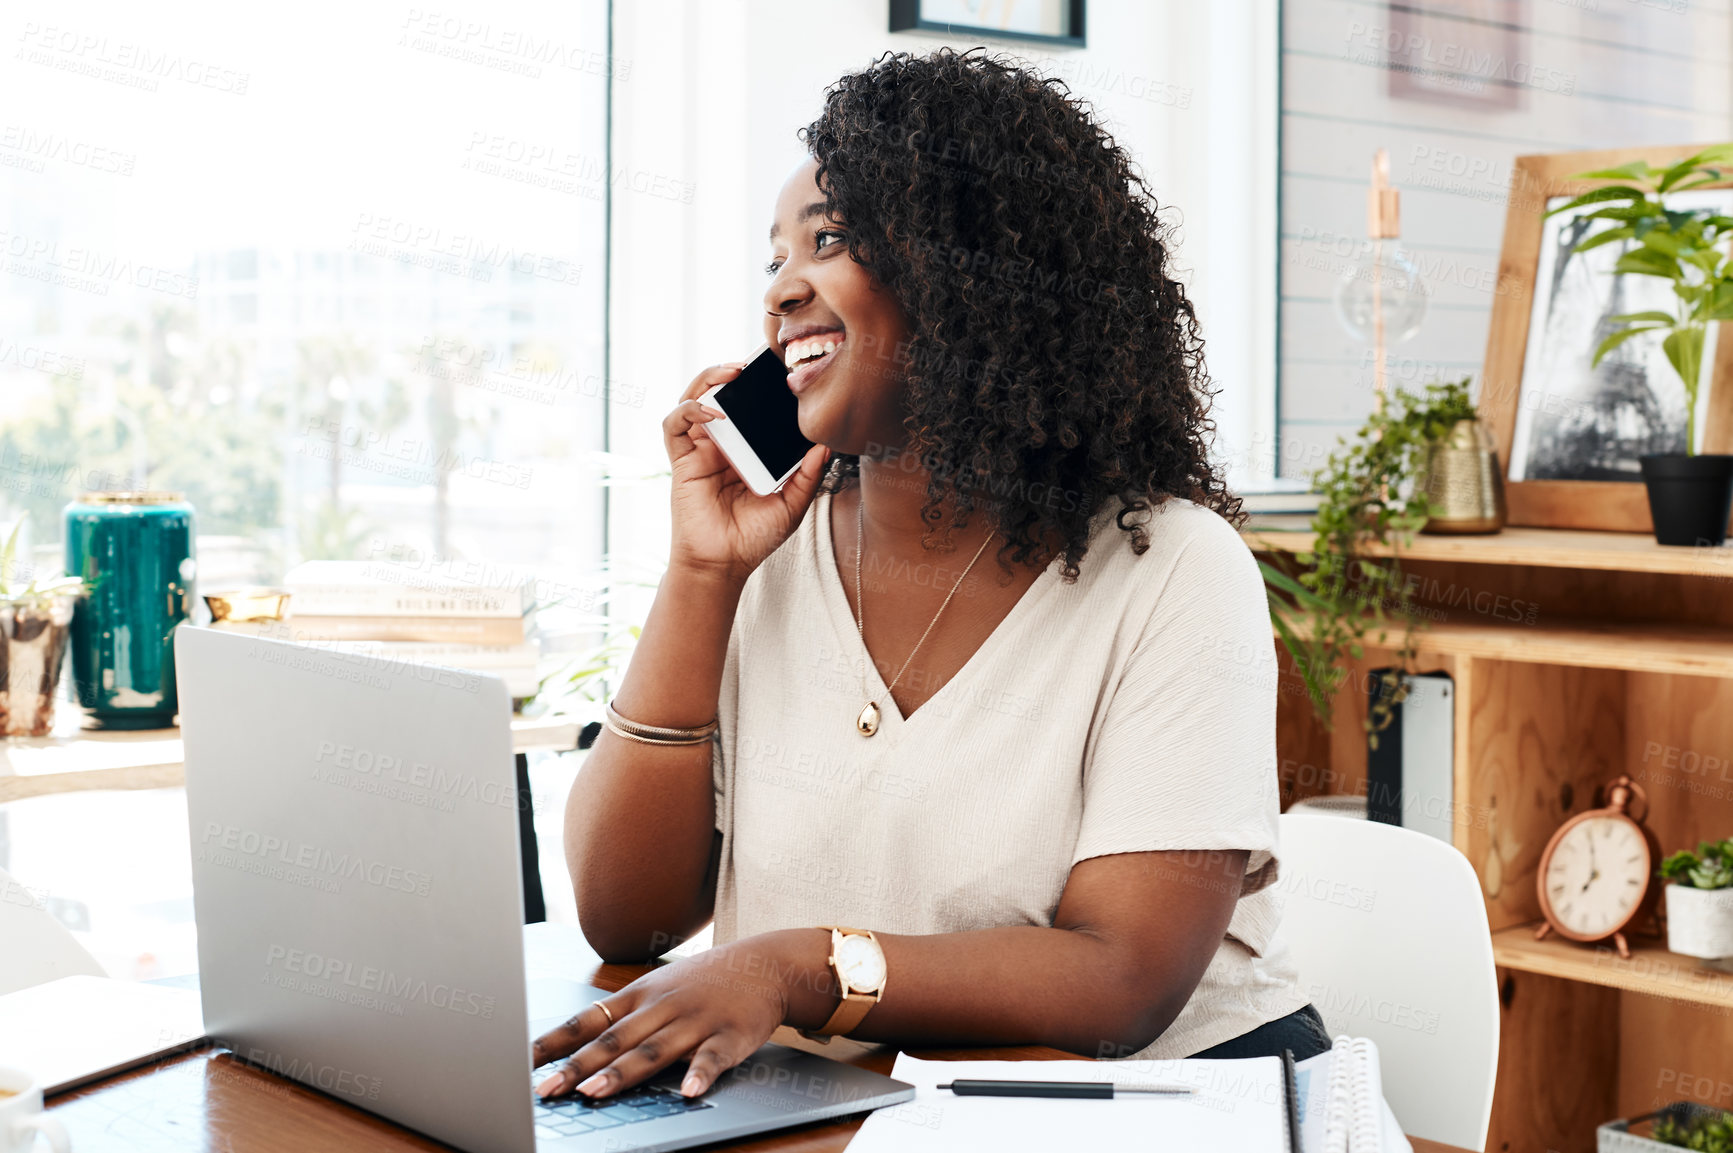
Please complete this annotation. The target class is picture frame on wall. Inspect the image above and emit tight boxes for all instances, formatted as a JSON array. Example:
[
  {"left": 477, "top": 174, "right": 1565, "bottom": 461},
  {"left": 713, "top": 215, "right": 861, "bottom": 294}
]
[
  {"left": 889, "top": 0, "right": 1086, "bottom": 48},
  {"left": 1480, "top": 143, "right": 1733, "bottom": 532},
  {"left": 1385, "top": 0, "right": 1524, "bottom": 111}
]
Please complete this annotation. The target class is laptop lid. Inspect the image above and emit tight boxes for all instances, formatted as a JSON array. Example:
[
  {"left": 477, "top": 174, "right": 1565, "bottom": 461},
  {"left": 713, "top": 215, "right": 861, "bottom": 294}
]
[{"left": 176, "top": 625, "right": 535, "bottom": 1153}]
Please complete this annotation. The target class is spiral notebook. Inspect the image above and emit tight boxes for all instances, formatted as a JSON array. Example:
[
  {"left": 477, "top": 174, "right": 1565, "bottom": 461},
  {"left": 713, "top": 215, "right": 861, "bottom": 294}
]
[{"left": 1293, "top": 1036, "right": 1411, "bottom": 1153}]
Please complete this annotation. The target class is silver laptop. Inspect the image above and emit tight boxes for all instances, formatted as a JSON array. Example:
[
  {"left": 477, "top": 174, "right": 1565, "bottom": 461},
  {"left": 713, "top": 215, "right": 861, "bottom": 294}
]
[{"left": 175, "top": 626, "right": 913, "bottom": 1152}]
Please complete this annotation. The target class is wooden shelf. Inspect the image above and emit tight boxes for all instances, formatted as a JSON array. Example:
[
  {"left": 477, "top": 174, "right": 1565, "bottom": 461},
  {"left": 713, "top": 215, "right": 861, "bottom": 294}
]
[
  {"left": 1280, "top": 615, "right": 1733, "bottom": 679},
  {"left": 0, "top": 712, "right": 589, "bottom": 804},
  {"left": 1244, "top": 521, "right": 1733, "bottom": 578},
  {"left": 1491, "top": 924, "right": 1733, "bottom": 1011}
]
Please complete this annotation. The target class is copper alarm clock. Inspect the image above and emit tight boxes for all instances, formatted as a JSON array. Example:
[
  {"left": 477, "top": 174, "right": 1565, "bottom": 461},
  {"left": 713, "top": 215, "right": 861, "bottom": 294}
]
[{"left": 1534, "top": 775, "right": 1662, "bottom": 959}]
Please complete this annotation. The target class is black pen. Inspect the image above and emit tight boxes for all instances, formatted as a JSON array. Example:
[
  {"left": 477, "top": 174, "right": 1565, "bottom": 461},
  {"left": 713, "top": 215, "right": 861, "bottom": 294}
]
[{"left": 936, "top": 1079, "right": 1195, "bottom": 1099}]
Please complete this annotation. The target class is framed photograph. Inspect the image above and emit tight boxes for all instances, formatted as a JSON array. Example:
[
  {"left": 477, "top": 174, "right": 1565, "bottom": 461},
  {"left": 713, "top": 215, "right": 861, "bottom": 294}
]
[
  {"left": 890, "top": 0, "right": 1085, "bottom": 48},
  {"left": 1386, "top": 0, "right": 1525, "bottom": 111},
  {"left": 1480, "top": 144, "right": 1733, "bottom": 532}
]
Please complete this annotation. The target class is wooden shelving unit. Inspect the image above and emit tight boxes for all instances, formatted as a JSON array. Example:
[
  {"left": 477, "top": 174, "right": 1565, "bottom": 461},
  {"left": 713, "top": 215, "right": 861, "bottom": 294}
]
[
  {"left": 1281, "top": 615, "right": 1733, "bottom": 679},
  {"left": 1256, "top": 523, "right": 1733, "bottom": 1153},
  {"left": 1247, "top": 520, "right": 1733, "bottom": 577},
  {"left": 1490, "top": 924, "right": 1733, "bottom": 1012}
]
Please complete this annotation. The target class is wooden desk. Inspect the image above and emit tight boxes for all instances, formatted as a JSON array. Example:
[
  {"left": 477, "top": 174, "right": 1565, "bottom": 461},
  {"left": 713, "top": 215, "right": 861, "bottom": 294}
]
[{"left": 44, "top": 926, "right": 1471, "bottom": 1153}]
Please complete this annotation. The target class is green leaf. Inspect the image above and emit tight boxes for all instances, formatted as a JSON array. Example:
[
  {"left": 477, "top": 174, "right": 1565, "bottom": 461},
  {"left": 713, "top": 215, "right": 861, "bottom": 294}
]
[
  {"left": 1702, "top": 283, "right": 1733, "bottom": 322},
  {"left": 1544, "top": 185, "right": 1647, "bottom": 217},
  {"left": 1573, "top": 226, "right": 1634, "bottom": 253},
  {"left": 1581, "top": 205, "right": 1657, "bottom": 223},
  {"left": 1663, "top": 325, "right": 1707, "bottom": 399},
  {"left": 1591, "top": 324, "right": 1664, "bottom": 367},
  {"left": 1639, "top": 230, "right": 1683, "bottom": 257},
  {"left": 1606, "top": 310, "right": 1677, "bottom": 325},
  {"left": 1259, "top": 559, "right": 1329, "bottom": 609},
  {"left": 1612, "top": 248, "right": 1683, "bottom": 279},
  {"left": 1658, "top": 155, "right": 1702, "bottom": 192},
  {"left": 1572, "top": 162, "right": 1657, "bottom": 182},
  {"left": 1664, "top": 207, "right": 1705, "bottom": 232},
  {"left": 1684, "top": 144, "right": 1733, "bottom": 167}
]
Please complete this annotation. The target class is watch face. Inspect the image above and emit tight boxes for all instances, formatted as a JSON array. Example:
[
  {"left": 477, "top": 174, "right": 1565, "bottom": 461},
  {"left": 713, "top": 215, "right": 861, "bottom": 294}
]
[
  {"left": 835, "top": 934, "right": 886, "bottom": 993},
  {"left": 1544, "top": 815, "right": 1649, "bottom": 938}
]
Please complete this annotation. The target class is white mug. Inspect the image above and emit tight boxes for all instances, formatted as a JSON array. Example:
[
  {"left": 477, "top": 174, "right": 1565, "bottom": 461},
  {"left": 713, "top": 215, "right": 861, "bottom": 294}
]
[{"left": 0, "top": 1067, "right": 69, "bottom": 1153}]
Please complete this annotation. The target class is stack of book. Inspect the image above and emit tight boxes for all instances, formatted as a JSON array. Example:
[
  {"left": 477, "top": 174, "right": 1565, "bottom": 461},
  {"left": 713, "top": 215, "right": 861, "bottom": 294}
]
[
  {"left": 275, "top": 560, "right": 540, "bottom": 699},
  {"left": 1237, "top": 479, "right": 1320, "bottom": 532}
]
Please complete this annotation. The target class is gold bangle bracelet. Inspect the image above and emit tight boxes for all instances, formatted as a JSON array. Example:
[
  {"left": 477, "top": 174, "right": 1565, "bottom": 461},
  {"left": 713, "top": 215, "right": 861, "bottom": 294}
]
[
  {"left": 605, "top": 701, "right": 718, "bottom": 741},
  {"left": 602, "top": 714, "right": 714, "bottom": 746}
]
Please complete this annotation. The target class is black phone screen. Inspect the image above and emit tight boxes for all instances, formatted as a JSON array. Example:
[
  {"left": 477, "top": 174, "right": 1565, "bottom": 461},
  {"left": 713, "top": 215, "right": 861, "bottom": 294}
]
[{"left": 713, "top": 347, "right": 815, "bottom": 481}]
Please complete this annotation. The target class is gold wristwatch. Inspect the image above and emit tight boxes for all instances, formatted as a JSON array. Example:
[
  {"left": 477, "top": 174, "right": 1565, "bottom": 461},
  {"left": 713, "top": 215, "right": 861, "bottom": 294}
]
[{"left": 805, "top": 926, "right": 887, "bottom": 1040}]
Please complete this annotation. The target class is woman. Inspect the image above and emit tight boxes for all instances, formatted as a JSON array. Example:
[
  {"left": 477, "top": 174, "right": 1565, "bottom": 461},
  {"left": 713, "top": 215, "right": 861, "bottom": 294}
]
[{"left": 533, "top": 48, "right": 1325, "bottom": 1102}]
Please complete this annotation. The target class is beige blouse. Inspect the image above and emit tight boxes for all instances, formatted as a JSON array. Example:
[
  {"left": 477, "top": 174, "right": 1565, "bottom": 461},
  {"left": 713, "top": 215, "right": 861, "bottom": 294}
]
[{"left": 708, "top": 487, "right": 1308, "bottom": 1059}]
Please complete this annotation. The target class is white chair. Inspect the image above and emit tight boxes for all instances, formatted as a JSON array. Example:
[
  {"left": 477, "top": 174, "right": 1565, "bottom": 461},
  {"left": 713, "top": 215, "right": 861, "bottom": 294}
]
[
  {"left": 0, "top": 864, "right": 105, "bottom": 996},
  {"left": 1278, "top": 813, "right": 1499, "bottom": 1152}
]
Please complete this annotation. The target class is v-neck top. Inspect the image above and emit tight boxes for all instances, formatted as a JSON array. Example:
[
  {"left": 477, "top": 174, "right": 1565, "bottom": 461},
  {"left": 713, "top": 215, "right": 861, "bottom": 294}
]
[{"left": 709, "top": 488, "right": 1307, "bottom": 1060}]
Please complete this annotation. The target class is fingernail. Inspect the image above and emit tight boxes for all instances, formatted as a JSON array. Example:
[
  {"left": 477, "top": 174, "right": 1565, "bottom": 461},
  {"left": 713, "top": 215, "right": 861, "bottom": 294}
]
[
  {"left": 681, "top": 1073, "right": 704, "bottom": 1097},
  {"left": 576, "top": 1073, "right": 610, "bottom": 1096},
  {"left": 536, "top": 1073, "right": 567, "bottom": 1098}
]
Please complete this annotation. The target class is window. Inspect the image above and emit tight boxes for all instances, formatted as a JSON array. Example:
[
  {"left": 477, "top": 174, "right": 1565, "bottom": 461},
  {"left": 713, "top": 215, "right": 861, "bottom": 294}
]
[
  {"left": 0, "top": 0, "right": 611, "bottom": 978},
  {"left": 1, "top": 1, "right": 610, "bottom": 599}
]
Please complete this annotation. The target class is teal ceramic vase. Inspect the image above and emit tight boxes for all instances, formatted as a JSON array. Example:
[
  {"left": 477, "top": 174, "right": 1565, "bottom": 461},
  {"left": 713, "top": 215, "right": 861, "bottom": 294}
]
[{"left": 64, "top": 492, "right": 196, "bottom": 729}]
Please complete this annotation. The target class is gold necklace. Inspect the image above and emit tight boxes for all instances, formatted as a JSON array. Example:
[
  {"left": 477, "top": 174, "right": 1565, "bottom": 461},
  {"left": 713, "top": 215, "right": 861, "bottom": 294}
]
[{"left": 852, "top": 488, "right": 996, "bottom": 737}]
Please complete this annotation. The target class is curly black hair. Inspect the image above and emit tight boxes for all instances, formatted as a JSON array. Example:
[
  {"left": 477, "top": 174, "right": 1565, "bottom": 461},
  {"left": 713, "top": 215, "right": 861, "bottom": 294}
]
[{"left": 802, "top": 47, "right": 1242, "bottom": 583}]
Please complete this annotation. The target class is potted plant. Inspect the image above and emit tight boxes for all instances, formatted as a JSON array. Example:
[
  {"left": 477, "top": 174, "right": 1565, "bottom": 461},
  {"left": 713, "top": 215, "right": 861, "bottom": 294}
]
[
  {"left": 1261, "top": 378, "right": 1479, "bottom": 742},
  {"left": 1600, "top": 1102, "right": 1733, "bottom": 1151},
  {"left": 1659, "top": 836, "right": 1733, "bottom": 960},
  {"left": 0, "top": 517, "right": 85, "bottom": 737},
  {"left": 1548, "top": 145, "right": 1733, "bottom": 546},
  {"left": 1651, "top": 1107, "right": 1733, "bottom": 1151}
]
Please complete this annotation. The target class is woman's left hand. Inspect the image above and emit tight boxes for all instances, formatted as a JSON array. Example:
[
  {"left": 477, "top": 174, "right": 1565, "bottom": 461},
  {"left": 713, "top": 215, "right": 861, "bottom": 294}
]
[{"left": 532, "top": 931, "right": 825, "bottom": 1100}]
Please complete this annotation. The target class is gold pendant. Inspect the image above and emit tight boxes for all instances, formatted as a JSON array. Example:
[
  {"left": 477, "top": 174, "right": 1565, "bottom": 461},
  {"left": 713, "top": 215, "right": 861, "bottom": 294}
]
[{"left": 856, "top": 701, "right": 880, "bottom": 737}]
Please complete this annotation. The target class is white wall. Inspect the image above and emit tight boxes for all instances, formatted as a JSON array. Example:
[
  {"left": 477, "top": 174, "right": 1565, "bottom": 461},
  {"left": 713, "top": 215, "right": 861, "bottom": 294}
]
[
  {"left": 606, "top": 0, "right": 1278, "bottom": 601},
  {"left": 1278, "top": 0, "right": 1733, "bottom": 480}
]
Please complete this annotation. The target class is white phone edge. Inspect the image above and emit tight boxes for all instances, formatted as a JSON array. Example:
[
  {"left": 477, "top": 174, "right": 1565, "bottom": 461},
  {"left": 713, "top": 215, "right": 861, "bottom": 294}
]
[{"left": 697, "top": 381, "right": 806, "bottom": 497}]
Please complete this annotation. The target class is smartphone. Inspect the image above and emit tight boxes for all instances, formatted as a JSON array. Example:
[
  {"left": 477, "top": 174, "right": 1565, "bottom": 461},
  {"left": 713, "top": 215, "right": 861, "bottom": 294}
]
[{"left": 697, "top": 344, "right": 816, "bottom": 496}]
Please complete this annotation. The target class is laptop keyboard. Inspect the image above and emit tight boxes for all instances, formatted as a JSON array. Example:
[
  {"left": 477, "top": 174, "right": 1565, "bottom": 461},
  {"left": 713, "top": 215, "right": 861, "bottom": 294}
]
[{"left": 531, "top": 1063, "right": 713, "bottom": 1140}]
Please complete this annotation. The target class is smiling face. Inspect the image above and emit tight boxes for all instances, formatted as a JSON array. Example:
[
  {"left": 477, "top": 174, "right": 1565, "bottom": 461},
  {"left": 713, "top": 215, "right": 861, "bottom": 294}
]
[{"left": 763, "top": 157, "right": 912, "bottom": 454}]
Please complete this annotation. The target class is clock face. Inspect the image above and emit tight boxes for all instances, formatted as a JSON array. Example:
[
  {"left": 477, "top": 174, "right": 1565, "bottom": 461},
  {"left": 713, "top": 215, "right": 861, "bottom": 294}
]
[
  {"left": 835, "top": 934, "right": 886, "bottom": 993},
  {"left": 1543, "top": 815, "right": 1650, "bottom": 939}
]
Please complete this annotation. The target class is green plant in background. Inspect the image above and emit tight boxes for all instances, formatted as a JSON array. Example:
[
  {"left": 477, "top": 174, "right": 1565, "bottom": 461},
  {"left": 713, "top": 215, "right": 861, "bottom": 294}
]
[
  {"left": 526, "top": 550, "right": 670, "bottom": 716},
  {"left": 0, "top": 517, "right": 83, "bottom": 604},
  {"left": 1262, "top": 378, "right": 1478, "bottom": 742},
  {"left": 1652, "top": 1107, "right": 1733, "bottom": 1151},
  {"left": 536, "top": 625, "right": 641, "bottom": 711},
  {"left": 1660, "top": 837, "right": 1733, "bottom": 890},
  {"left": 1548, "top": 144, "right": 1733, "bottom": 456}
]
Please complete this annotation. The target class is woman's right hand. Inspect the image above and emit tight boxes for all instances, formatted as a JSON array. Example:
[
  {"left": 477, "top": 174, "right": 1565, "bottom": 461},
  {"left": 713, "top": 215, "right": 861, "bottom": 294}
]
[{"left": 663, "top": 362, "right": 831, "bottom": 583}]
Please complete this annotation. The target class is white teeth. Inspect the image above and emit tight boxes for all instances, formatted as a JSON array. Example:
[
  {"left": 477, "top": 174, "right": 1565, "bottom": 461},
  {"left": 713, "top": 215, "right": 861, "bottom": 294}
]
[{"left": 787, "top": 336, "right": 842, "bottom": 367}]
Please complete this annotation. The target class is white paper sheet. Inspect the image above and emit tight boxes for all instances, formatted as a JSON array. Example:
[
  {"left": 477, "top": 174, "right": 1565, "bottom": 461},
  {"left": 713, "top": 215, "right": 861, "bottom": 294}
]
[
  {"left": 847, "top": 1053, "right": 1289, "bottom": 1153},
  {"left": 0, "top": 976, "right": 204, "bottom": 1093}
]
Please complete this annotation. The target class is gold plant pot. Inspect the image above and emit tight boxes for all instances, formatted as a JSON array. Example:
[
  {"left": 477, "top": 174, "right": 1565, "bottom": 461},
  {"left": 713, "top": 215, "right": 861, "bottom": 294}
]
[
  {"left": 0, "top": 594, "right": 78, "bottom": 738},
  {"left": 1417, "top": 419, "right": 1507, "bottom": 535},
  {"left": 203, "top": 587, "right": 292, "bottom": 623}
]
